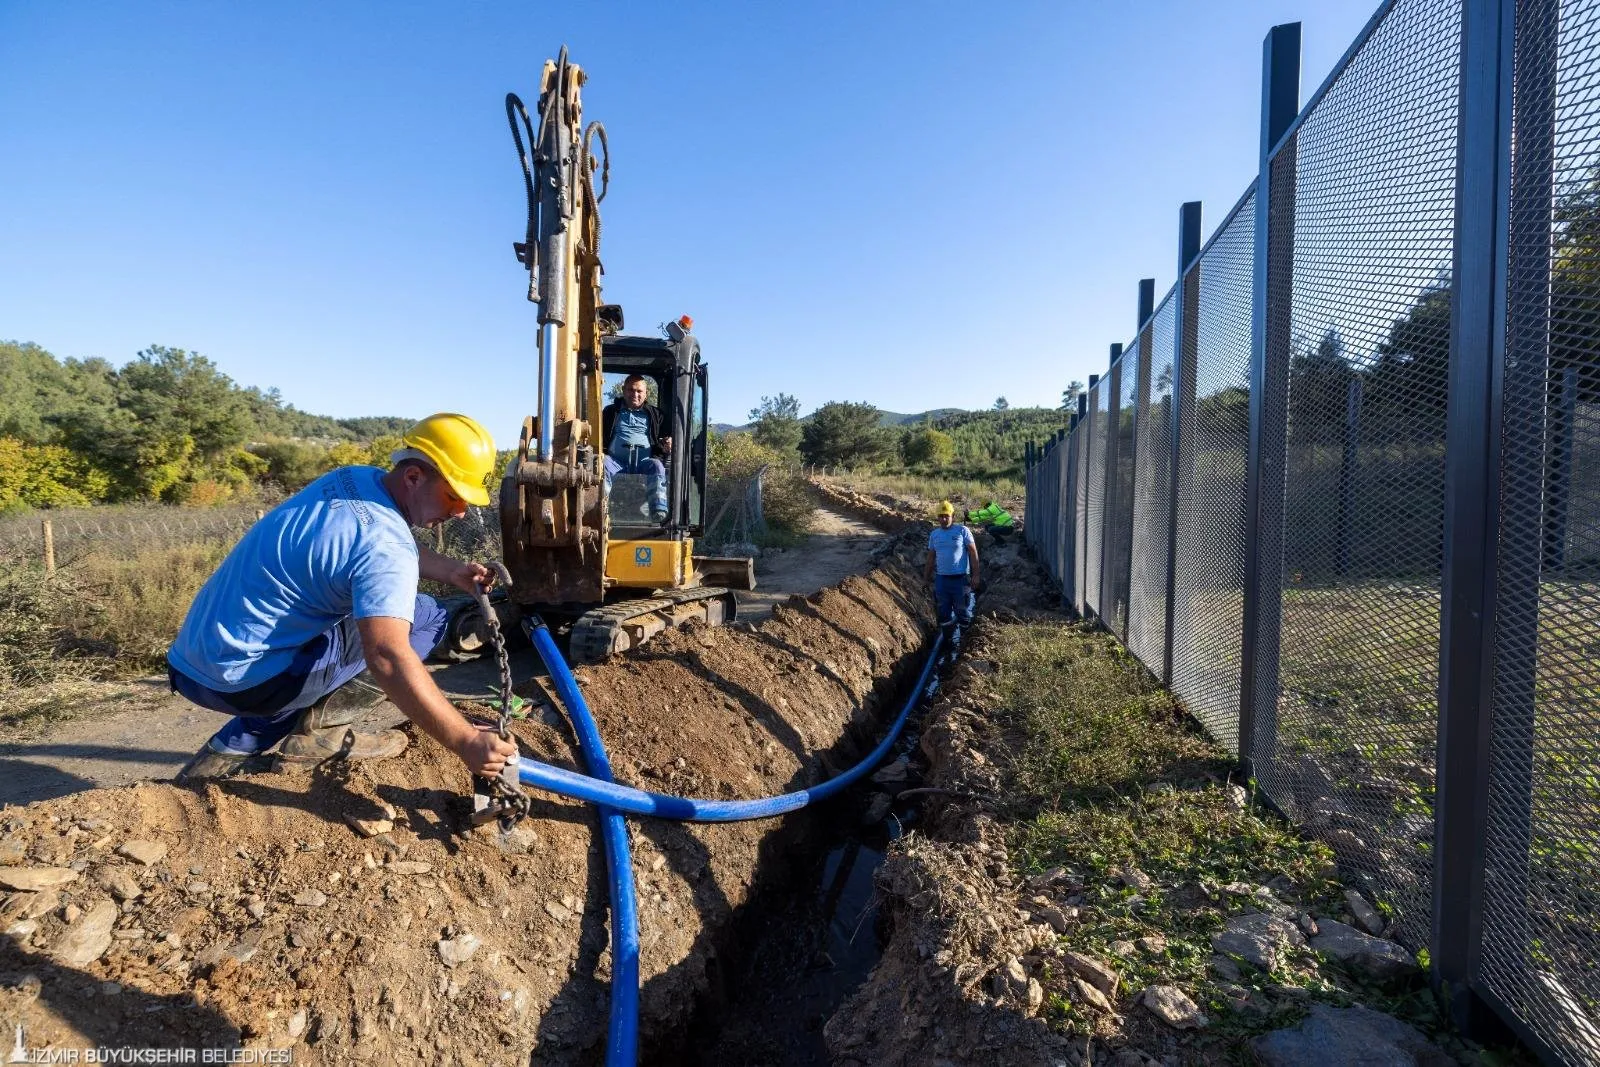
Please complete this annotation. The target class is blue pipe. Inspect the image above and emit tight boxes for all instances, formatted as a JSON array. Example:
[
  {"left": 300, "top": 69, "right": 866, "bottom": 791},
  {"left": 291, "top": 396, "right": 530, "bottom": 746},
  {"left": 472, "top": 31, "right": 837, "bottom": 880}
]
[
  {"left": 526, "top": 622, "right": 640, "bottom": 1067},
  {"left": 516, "top": 628, "right": 943, "bottom": 821}
]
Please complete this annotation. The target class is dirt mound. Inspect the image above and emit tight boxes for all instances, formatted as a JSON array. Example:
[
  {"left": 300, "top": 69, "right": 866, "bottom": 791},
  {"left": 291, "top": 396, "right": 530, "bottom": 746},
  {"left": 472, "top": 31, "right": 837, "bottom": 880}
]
[
  {"left": 0, "top": 545, "right": 935, "bottom": 1063},
  {"left": 810, "top": 481, "right": 925, "bottom": 534}
]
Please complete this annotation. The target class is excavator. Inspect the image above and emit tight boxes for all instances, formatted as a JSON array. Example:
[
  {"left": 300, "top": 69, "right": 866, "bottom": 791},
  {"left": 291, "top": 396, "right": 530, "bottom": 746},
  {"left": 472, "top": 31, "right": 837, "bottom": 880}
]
[{"left": 451, "top": 48, "right": 753, "bottom": 664}]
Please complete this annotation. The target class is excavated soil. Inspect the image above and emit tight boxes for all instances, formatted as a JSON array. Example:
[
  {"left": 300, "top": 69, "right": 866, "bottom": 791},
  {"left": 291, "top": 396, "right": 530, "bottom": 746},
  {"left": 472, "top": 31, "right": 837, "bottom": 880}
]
[{"left": 0, "top": 531, "right": 937, "bottom": 1064}]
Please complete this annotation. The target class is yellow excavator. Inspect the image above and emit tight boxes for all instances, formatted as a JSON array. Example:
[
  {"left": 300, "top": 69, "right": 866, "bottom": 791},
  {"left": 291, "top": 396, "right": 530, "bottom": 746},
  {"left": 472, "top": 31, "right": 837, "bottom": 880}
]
[{"left": 476, "top": 48, "right": 752, "bottom": 663}]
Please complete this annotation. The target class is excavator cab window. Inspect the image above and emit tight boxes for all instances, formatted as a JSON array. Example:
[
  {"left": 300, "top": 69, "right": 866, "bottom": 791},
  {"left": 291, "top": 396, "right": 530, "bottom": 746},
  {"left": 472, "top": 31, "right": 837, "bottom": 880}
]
[{"left": 600, "top": 370, "right": 669, "bottom": 529}]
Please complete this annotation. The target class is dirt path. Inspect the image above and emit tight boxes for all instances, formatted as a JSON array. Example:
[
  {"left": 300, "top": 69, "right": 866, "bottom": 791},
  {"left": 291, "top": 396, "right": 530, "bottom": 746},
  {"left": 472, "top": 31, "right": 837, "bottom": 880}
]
[{"left": 0, "top": 505, "right": 885, "bottom": 807}]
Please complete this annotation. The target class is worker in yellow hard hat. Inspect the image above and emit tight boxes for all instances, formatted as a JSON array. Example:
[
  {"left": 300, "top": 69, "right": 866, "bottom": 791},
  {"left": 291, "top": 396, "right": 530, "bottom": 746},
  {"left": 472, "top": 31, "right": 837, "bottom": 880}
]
[
  {"left": 925, "top": 500, "right": 979, "bottom": 640},
  {"left": 167, "top": 412, "right": 518, "bottom": 783}
]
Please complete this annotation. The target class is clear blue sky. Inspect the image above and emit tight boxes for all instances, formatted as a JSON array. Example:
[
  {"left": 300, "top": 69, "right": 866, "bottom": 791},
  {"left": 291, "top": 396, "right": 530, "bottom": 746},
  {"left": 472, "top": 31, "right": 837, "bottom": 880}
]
[{"left": 0, "top": 1, "right": 1382, "bottom": 444}]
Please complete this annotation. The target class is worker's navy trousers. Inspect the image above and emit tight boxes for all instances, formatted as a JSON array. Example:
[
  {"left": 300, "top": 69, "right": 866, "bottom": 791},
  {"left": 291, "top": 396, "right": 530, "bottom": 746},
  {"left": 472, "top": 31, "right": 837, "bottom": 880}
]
[
  {"left": 168, "top": 594, "right": 447, "bottom": 756},
  {"left": 933, "top": 574, "right": 975, "bottom": 628}
]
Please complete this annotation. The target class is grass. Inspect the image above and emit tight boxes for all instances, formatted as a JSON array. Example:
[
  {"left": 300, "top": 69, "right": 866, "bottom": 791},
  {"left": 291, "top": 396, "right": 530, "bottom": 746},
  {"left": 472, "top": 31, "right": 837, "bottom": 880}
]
[
  {"left": 969, "top": 619, "right": 1484, "bottom": 1051},
  {"left": 828, "top": 469, "right": 1022, "bottom": 514},
  {"left": 0, "top": 539, "right": 237, "bottom": 730}
]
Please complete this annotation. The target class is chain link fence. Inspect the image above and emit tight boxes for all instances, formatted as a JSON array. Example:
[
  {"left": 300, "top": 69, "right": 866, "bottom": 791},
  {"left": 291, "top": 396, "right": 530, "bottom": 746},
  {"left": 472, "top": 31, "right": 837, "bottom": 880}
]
[{"left": 1026, "top": 1, "right": 1599, "bottom": 1061}]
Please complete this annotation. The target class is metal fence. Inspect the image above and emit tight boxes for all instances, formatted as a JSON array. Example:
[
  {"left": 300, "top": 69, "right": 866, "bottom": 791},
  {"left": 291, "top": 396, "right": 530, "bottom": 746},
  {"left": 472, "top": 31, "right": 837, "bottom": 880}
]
[{"left": 1024, "top": 1, "right": 1600, "bottom": 1062}]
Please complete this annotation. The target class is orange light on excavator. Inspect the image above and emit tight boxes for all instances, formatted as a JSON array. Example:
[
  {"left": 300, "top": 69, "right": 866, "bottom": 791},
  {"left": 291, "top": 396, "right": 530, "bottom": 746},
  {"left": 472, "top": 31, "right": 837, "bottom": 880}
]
[{"left": 677, "top": 315, "right": 694, "bottom": 332}]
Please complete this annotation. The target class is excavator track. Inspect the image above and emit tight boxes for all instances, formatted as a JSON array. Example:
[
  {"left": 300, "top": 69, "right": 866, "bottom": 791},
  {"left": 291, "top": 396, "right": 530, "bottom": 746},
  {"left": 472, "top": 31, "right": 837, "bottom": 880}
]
[{"left": 568, "top": 586, "right": 739, "bottom": 664}]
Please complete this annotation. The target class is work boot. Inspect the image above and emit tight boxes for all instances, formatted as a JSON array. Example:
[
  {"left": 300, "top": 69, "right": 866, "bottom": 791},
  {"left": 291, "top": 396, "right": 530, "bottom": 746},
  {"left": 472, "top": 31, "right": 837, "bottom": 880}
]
[
  {"left": 176, "top": 739, "right": 277, "bottom": 782},
  {"left": 273, "top": 674, "right": 408, "bottom": 769}
]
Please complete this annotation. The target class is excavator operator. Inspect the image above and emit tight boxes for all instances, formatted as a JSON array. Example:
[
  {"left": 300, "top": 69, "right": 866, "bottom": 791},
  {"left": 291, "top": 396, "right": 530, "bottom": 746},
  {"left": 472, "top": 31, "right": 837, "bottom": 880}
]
[
  {"left": 601, "top": 373, "right": 672, "bottom": 524},
  {"left": 167, "top": 413, "right": 519, "bottom": 783}
]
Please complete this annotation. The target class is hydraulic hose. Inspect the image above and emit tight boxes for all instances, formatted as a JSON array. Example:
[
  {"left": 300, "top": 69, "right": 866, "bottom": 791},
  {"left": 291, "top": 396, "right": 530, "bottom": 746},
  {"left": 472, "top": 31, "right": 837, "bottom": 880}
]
[
  {"left": 526, "top": 621, "right": 640, "bottom": 1067},
  {"left": 516, "top": 628, "right": 944, "bottom": 821}
]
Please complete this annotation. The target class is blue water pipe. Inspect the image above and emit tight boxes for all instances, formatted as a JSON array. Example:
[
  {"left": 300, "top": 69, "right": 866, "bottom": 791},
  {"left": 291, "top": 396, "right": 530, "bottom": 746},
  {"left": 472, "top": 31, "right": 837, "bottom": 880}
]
[
  {"left": 518, "top": 621, "right": 945, "bottom": 1065},
  {"left": 526, "top": 620, "right": 640, "bottom": 1067}
]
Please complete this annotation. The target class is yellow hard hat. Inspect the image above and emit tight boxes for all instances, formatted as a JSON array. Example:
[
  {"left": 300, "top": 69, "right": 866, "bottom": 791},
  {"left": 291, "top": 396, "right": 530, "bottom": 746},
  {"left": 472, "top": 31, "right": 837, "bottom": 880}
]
[
  {"left": 400, "top": 413, "right": 496, "bottom": 507},
  {"left": 937, "top": 500, "right": 955, "bottom": 516}
]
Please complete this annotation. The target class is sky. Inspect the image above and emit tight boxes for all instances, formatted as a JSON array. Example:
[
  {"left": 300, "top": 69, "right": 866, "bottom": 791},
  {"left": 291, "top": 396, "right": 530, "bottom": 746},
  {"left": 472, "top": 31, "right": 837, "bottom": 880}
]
[{"left": 0, "top": 0, "right": 1384, "bottom": 444}]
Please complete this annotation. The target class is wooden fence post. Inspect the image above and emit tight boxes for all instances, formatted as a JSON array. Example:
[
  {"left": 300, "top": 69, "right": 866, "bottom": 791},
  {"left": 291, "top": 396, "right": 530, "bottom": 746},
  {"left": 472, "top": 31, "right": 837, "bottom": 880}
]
[{"left": 41, "top": 518, "right": 55, "bottom": 575}]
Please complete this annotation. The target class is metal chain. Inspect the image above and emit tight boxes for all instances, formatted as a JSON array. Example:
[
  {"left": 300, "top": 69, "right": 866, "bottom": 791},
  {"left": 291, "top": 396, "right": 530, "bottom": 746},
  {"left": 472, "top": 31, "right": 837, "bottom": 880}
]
[{"left": 468, "top": 560, "right": 532, "bottom": 830}]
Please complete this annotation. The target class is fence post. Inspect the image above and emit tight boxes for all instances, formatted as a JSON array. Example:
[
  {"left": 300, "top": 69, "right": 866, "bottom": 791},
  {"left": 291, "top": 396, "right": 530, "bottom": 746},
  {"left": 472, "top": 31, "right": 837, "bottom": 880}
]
[
  {"left": 41, "top": 518, "right": 55, "bottom": 576},
  {"left": 1163, "top": 201, "right": 1203, "bottom": 686},
  {"left": 1432, "top": 0, "right": 1518, "bottom": 1038},
  {"left": 1238, "top": 22, "right": 1300, "bottom": 773},
  {"left": 1098, "top": 346, "right": 1122, "bottom": 624}
]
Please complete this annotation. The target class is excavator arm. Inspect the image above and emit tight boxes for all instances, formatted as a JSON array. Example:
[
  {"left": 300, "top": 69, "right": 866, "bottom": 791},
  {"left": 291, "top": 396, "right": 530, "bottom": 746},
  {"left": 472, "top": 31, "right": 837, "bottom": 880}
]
[{"left": 501, "top": 48, "right": 613, "bottom": 605}]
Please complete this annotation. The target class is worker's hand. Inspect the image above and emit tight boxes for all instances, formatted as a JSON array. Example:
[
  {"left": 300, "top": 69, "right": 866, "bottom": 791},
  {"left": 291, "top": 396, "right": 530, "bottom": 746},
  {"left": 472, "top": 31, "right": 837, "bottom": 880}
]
[
  {"left": 659, "top": 435, "right": 673, "bottom": 455},
  {"left": 968, "top": 574, "right": 981, "bottom": 592},
  {"left": 448, "top": 560, "right": 499, "bottom": 596},
  {"left": 459, "top": 726, "right": 518, "bottom": 777}
]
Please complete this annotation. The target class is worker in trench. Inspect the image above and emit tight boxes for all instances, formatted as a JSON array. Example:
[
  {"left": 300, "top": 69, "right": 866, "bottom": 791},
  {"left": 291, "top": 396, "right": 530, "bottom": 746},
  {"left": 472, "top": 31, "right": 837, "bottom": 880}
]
[
  {"left": 166, "top": 413, "right": 519, "bottom": 782},
  {"left": 925, "top": 500, "right": 980, "bottom": 648}
]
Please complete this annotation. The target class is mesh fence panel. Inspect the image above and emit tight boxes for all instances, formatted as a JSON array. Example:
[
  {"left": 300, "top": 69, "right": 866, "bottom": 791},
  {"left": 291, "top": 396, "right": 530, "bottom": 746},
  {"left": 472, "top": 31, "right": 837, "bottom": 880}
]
[
  {"left": 1253, "top": 0, "right": 1461, "bottom": 948},
  {"left": 1129, "top": 293, "right": 1177, "bottom": 674},
  {"left": 1075, "top": 415, "right": 1092, "bottom": 614},
  {"left": 1479, "top": 0, "right": 1600, "bottom": 1056},
  {"left": 1057, "top": 433, "right": 1075, "bottom": 601},
  {"left": 1170, "top": 191, "right": 1256, "bottom": 752},
  {"left": 1105, "top": 343, "right": 1141, "bottom": 640},
  {"left": 1084, "top": 381, "right": 1108, "bottom": 616}
]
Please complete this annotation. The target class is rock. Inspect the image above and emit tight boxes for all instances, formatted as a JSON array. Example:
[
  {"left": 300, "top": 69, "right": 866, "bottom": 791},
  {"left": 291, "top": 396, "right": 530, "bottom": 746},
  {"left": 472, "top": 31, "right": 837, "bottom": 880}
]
[
  {"left": 0, "top": 841, "right": 24, "bottom": 865},
  {"left": 116, "top": 840, "right": 167, "bottom": 866},
  {"left": 1136, "top": 935, "right": 1167, "bottom": 955},
  {"left": 994, "top": 957, "right": 1029, "bottom": 1000},
  {"left": 1252, "top": 1003, "right": 1453, "bottom": 1066},
  {"left": 51, "top": 900, "right": 118, "bottom": 966},
  {"left": 1063, "top": 951, "right": 1119, "bottom": 997},
  {"left": 1116, "top": 867, "right": 1154, "bottom": 891},
  {"left": 1297, "top": 912, "right": 1319, "bottom": 938},
  {"left": 1226, "top": 784, "right": 1249, "bottom": 810},
  {"left": 95, "top": 867, "right": 142, "bottom": 902},
  {"left": 544, "top": 901, "right": 572, "bottom": 924},
  {"left": 1310, "top": 920, "right": 1420, "bottom": 981},
  {"left": 2, "top": 889, "right": 60, "bottom": 924},
  {"left": 1211, "top": 911, "right": 1305, "bottom": 972},
  {"left": 1109, "top": 939, "right": 1136, "bottom": 958},
  {"left": 1139, "top": 985, "right": 1207, "bottom": 1030},
  {"left": 4, "top": 919, "right": 38, "bottom": 939},
  {"left": 0, "top": 867, "right": 78, "bottom": 892},
  {"left": 437, "top": 934, "right": 481, "bottom": 967},
  {"left": 1025, "top": 977, "right": 1044, "bottom": 1017},
  {"left": 1222, "top": 880, "right": 1254, "bottom": 896},
  {"left": 1072, "top": 978, "right": 1113, "bottom": 1013},
  {"left": 386, "top": 861, "right": 432, "bottom": 875},
  {"left": 62, "top": 903, "right": 81, "bottom": 924},
  {"left": 861, "top": 793, "right": 893, "bottom": 825},
  {"left": 1031, "top": 902, "right": 1072, "bottom": 933},
  {"left": 343, "top": 814, "right": 394, "bottom": 838},
  {"left": 287, "top": 1010, "right": 308, "bottom": 1039},
  {"left": 1344, "top": 889, "right": 1385, "bottom": 935},
  {"left": 870, "top": 758, "right": 910, "bottom": 786},
  {"left": 293, "top": 889, "right": 328, "bottom": 908},
  {"left": 247, "top": 901, "right": 268, "bottom": 921},
  {"left": 1209, "top": 954, "right": 1242, "bottom": 982}
]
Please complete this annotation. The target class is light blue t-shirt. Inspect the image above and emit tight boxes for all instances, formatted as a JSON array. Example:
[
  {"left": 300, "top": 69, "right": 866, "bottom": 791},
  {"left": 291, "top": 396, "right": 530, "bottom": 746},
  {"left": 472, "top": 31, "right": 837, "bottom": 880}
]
[
  {"left": 928, "top": 524, "right": 976, "bottom": 576},
  {"left": 168, "top": 466, "right": 420, "bottom": 692}
]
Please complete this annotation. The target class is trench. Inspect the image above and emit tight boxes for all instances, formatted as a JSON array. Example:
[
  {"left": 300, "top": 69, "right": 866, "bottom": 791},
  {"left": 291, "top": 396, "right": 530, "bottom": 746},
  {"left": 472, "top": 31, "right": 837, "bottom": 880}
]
[{"left": 647, "top": 636, "right": 949, "bottom": 1067}]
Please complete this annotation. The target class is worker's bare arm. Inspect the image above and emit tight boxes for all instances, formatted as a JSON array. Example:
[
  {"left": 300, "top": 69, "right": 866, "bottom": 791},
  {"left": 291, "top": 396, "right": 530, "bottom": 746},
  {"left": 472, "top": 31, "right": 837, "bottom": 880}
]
[
  {"left": 356, "top": 615, "right": 515, "bottom": 775},
  {"left": 418, "top": 545, "right": 497, "bottom": 594}
]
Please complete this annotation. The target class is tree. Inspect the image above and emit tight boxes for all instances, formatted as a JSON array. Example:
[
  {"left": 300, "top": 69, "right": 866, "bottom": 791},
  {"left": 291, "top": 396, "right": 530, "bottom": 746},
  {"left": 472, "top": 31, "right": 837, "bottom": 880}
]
[
  {"left": 799, "top": 402, "right": 893, "bottom": 468},
  {"left": 1060, "top": 381, "right": 1084, "bottom": 411},
  {"left": 901, "top": 426, "right": 954, "bottom": 468},
  {"left": 748, "top": 393, "right": 802, "bottom": 455},
  {"left": 993, "top": 396, "right": 1010, "bottom": 411}
]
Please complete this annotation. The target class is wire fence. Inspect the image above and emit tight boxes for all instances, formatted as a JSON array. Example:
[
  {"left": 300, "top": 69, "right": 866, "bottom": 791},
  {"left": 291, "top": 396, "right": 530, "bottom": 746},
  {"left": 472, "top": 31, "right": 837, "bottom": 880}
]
[
  {"left": 1026, "top": 1, "right": 1599, "bottom": 1062},
  {"left": 0, "top": 470, "right": 769, "bottom": 577}
]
